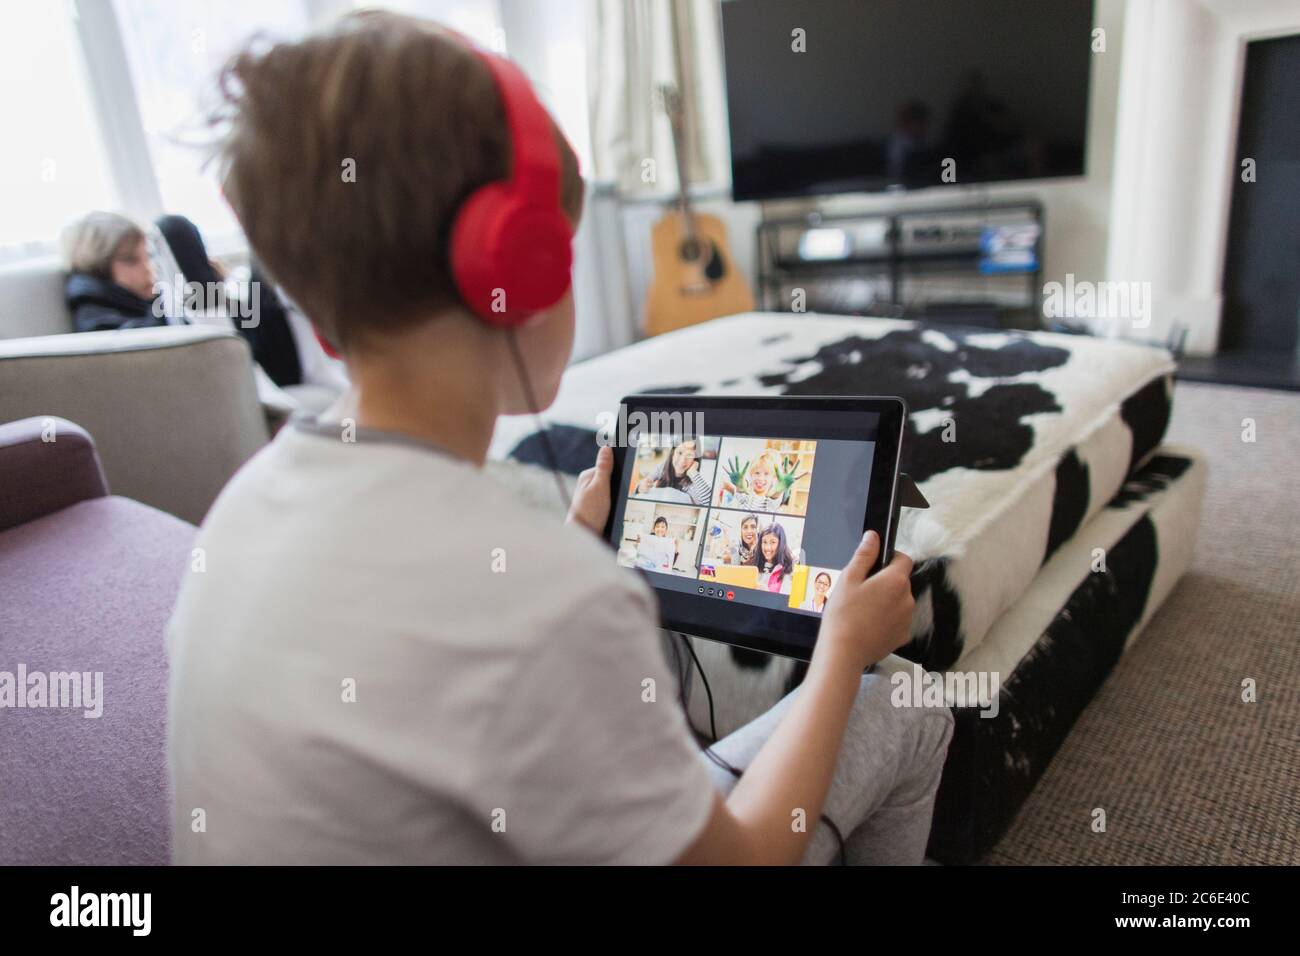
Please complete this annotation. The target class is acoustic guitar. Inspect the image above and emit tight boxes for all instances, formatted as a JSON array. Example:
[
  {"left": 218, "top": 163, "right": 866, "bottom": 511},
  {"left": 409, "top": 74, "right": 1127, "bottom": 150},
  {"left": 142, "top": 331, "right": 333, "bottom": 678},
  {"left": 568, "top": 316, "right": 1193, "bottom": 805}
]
[{"left": 643, "top": 84, "right": 754, "bottom": 337}]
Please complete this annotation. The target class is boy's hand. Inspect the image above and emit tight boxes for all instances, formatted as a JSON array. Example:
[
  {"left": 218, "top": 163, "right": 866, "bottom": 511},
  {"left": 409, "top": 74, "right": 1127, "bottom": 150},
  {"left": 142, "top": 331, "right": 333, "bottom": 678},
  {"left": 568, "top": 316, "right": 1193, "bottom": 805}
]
[
  {"left": 567, "top": 446, "right": 614, "bottom": 535},
  {"left": 815, "top": 531, "right": 915, "bottom": 673}
]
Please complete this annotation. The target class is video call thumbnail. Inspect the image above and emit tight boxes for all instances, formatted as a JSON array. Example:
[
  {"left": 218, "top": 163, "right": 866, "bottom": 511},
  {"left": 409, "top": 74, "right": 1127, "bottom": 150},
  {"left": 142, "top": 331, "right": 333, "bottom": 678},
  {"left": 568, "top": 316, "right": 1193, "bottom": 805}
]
[
  {"left": 712, "top": 436, "right": 816, "bottom": 517},
  {"left": 794, "top": 566, "right": 838, "bottom": 614},
  {"left": 616, "top": 501, "right": 707, "bottom": 577},
  {"left": 616, "top": 432, "right": 838, "bottom": 615},
  {"left": 626, "top": 435, "right": 719, "bottom": 506},
  {"left": 699, "top": 513, "right": 806, "bottom": 596}
]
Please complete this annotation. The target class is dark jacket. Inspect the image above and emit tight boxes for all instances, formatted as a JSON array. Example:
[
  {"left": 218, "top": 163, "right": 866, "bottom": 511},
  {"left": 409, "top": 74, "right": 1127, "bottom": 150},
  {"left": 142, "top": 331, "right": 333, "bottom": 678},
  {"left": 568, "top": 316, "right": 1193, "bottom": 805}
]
[
  {"left": 156, "top": 214, "right": 302, "bottom": 386},
  {"left": 64, "top": 273, "right": 165, "bottom": 334}
]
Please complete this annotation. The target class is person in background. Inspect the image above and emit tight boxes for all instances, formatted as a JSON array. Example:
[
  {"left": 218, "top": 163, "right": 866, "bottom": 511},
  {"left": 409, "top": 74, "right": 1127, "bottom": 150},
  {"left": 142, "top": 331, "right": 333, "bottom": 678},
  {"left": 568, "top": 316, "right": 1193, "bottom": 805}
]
[
  {"left": 156, "top": 213, "right": 303, "bottom": 388},
  {"left": 61, "top": 211, "right": 164, "bottom": 333},
  {"left": 62, "top": 210, "right": 347, "bottom": 422}
]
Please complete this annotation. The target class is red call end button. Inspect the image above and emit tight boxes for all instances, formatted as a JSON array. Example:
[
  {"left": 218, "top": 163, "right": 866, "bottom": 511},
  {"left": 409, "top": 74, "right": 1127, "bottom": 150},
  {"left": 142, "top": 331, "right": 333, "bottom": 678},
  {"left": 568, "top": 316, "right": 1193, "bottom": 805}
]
[{"left": 726, "top": 590, "right": 735, "bottom": 600}]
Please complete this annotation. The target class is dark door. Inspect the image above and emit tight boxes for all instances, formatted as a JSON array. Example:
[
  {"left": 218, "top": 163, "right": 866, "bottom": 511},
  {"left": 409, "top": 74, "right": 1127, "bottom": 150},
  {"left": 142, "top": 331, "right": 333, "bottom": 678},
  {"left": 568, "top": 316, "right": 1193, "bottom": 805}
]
[{"left": 1221, "top": 35, "right": 1300, "bottom": 354}]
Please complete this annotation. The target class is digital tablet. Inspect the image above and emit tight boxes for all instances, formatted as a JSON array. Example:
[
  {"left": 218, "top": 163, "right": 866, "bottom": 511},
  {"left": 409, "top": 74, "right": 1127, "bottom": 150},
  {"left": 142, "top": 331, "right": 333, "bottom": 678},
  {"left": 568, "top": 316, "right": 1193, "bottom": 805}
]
[{"left": 602, "top": 394, "right": 907, "bottom": 661}]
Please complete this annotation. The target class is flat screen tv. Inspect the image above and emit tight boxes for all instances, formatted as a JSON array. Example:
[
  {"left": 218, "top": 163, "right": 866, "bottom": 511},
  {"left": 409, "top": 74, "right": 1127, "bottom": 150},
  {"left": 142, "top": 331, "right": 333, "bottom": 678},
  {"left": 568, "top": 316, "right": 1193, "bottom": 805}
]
[{"left": 721, "top": 0, "right": 1095, "bottom": 201}]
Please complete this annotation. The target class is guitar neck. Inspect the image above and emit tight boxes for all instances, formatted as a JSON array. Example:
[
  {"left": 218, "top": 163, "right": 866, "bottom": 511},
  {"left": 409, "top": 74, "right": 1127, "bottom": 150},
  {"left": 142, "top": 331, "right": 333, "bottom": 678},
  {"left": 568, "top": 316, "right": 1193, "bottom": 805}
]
[
  {"left": 663, "top": 85, "right": 697, "bottom": 239},
  {"left": 675, "top": 181, "right": 697, "bottom": 239}
]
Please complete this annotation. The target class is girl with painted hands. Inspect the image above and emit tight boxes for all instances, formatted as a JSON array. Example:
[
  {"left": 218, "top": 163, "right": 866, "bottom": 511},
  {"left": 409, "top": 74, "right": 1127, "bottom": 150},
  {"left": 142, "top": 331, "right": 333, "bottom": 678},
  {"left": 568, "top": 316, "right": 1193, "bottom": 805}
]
[{"left": 721, "top": 453, "right": 782, "bottom": 513}]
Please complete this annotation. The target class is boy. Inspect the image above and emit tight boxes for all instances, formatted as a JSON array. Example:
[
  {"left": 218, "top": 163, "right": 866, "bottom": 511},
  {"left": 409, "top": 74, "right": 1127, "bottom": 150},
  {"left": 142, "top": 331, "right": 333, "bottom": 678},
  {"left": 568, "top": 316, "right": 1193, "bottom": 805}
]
[{"left": 168, "top": 12, "right": 951, "bottom": 865}]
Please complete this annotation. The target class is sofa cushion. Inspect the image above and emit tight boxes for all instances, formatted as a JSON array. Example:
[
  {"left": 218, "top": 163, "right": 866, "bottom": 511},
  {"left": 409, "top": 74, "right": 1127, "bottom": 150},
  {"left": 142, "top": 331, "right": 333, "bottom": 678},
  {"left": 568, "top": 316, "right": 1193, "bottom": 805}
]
[
  {"left": 0, "top": 255, "right": 71, "bottom": 340},
  {"left": 0, "top": 325, "right": 269, "bottom": 524},
  {"left": 0, "top": 495, "right": 194, "bottom": 865}
]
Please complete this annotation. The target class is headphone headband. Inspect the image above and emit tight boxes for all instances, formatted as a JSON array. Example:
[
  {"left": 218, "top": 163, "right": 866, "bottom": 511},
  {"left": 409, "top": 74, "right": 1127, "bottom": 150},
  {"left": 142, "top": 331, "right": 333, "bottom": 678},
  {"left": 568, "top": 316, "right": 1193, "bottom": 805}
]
[{"left": 470, "top": 49, "right": 563, "bottom": 200}]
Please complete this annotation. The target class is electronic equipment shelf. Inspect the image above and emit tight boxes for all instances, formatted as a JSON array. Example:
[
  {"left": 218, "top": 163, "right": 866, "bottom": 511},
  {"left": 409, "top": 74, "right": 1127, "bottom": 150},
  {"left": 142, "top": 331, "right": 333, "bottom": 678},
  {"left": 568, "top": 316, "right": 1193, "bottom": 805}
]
[{"left": 755, "top": 199, "right": 1045, "bottom": 330}]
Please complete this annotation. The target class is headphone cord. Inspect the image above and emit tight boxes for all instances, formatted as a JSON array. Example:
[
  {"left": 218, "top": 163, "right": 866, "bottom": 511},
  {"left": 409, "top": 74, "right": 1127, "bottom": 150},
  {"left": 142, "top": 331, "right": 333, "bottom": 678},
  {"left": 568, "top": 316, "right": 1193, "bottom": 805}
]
[
  {"left": 504, "top": 326, "right": 572, "bottom": 513},
  {"left": 677, "top": 634, "right": 847, "bottom": 865}
]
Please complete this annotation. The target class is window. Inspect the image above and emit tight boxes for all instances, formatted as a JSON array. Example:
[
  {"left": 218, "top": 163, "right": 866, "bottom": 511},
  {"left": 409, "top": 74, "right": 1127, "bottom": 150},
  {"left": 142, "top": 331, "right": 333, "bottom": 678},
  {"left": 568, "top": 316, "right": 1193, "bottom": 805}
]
[
  {"left": 369, "top": 0, "right": 504, "bottom": 48},
  {"left": 110, "top": 0, "right": 512, "bottom": 243},
  {"left": 112, "top": 0, "right": 312, "bottom": 243},
  {"left": 0, "top": 0, "right": 592, "bottom": 262},
  {"left": 0, "top": 2, "right": 117, "bottom": 259}
]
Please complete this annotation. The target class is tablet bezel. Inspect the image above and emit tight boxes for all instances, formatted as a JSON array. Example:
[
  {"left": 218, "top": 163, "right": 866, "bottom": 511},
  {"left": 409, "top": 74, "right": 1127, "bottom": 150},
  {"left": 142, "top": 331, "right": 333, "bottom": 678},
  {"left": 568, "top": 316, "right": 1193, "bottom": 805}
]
[{"left": 603, "top": 394, "right": 907, "bottom": 662}]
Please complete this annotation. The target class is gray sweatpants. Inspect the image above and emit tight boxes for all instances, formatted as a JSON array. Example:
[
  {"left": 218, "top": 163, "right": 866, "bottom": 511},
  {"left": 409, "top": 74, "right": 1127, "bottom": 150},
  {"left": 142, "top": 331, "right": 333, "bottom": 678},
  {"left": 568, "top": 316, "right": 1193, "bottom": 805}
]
[{"left": 666, "top": 637, "right": 955, "bottom": 865}]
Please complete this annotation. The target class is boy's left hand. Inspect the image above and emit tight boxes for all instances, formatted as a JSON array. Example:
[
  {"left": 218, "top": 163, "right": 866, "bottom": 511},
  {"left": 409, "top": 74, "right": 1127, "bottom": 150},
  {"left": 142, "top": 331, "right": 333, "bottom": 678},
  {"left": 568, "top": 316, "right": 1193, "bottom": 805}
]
[{"left": 567, "top": 446, "right": 614, "bottom": 534}]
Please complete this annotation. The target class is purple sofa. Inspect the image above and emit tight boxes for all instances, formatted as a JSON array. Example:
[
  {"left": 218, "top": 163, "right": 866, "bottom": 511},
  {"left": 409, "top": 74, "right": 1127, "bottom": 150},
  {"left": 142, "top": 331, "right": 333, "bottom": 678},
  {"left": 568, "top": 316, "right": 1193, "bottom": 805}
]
[{"left": 0, "top": 416, "right": 194, "bottom": 865}]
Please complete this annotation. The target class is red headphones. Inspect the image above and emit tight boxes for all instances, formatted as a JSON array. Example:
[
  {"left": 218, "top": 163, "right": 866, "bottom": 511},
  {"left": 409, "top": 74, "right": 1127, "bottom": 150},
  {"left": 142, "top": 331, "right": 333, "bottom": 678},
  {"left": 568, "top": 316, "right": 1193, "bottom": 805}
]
[
  {"left": 450, "top": 43, "right": 575, "bottom": 327},
  {"left": 315, "top": 36, "right": 574, "bottom": 356}
]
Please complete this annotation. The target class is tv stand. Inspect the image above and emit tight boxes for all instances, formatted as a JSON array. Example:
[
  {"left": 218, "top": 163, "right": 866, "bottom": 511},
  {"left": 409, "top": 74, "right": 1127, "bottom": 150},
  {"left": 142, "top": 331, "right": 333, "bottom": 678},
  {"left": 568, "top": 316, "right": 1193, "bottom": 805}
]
[{"left": 754, "top": 199, "right": 1044, "bottom": 330}]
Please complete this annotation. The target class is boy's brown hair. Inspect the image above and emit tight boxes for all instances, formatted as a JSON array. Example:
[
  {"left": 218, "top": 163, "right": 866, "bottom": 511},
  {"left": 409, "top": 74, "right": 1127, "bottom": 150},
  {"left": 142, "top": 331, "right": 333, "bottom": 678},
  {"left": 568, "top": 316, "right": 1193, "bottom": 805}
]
[{"left": 213, "top": 11, "right": 584, "bottom": 351}]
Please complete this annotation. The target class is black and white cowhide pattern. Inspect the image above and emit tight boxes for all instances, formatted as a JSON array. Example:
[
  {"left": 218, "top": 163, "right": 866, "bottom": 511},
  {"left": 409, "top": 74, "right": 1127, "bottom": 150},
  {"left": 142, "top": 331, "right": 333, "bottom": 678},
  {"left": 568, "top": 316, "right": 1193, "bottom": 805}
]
[
  {"left": 927, "top": 448, "right": 1205, "bottom": 862},
  {"left": 489, "top": 313, "right": 1175, "bottom": 726}
]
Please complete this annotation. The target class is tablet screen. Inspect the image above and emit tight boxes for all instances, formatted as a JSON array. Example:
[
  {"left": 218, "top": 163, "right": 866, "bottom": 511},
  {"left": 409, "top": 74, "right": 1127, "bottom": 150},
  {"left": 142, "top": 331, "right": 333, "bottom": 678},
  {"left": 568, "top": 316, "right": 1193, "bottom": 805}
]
[{"left": 605, "top": 397, "right": 902, "bottom": 658}]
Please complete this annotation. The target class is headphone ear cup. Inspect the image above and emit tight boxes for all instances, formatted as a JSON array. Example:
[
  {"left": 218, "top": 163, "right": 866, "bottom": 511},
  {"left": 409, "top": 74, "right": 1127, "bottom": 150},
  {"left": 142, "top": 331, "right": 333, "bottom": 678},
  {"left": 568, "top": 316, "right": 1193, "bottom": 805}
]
[
  {"left": 508, "top": 204, "right": 574, "bottom": 305},
  {"left": 451, "top": 183, "right": 572, "bottom": 327}
]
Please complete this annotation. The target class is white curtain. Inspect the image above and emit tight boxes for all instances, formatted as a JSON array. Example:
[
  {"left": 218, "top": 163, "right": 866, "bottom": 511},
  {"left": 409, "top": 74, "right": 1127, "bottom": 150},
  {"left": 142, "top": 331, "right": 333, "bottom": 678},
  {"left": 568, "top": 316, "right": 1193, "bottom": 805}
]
[
  {"left": 586, "top": 0, "right": 731, "bottom": 197},
  {"left": 571, "top": 182, "right": 639, "bottom": 358}
]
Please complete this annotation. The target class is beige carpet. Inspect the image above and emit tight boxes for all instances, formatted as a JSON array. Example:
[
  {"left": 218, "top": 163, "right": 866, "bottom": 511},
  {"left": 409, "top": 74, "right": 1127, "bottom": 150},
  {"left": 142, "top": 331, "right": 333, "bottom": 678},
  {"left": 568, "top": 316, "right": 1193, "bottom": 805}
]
[{"left": 985, "top": 382, "right": 1299, "bottom": 865}]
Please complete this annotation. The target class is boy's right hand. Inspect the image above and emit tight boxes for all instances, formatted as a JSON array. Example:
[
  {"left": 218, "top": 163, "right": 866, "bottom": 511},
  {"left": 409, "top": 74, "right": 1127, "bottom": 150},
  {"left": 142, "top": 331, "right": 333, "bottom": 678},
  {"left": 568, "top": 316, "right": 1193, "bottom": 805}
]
[{"left": 816, "top": 531, "right": 915, "bottom": 673}]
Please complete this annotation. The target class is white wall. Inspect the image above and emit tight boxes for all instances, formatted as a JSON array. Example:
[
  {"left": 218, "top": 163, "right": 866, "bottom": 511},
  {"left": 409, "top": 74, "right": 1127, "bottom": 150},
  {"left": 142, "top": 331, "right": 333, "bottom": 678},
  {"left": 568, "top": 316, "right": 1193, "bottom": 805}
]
[{"left": 1108, "top": 0, "right": 1300, "bottom": 355}]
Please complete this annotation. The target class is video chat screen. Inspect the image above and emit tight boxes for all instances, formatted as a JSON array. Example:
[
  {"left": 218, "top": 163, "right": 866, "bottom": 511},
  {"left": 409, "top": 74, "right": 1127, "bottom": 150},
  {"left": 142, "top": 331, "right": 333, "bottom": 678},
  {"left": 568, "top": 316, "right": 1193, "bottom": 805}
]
[{"left": 610, "top": 407, "right": 880, "bottom": 618}]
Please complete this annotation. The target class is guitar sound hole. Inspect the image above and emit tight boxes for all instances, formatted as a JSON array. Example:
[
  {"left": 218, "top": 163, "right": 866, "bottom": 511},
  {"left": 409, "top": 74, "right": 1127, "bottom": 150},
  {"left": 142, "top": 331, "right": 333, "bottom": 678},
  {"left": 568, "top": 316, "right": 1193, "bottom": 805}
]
[{"left": 679, "top": 238, "right": 702, "bottom": 262}]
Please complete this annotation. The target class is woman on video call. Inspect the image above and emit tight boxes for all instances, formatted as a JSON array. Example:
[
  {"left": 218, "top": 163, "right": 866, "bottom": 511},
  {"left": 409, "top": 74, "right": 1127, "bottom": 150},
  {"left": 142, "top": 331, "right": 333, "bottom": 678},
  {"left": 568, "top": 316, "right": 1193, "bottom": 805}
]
[
  {"left": 801, "top": 571, "right": 834, "bottom": 613},
  {"left": 720, "top": 513, "right": 760, "bottom": 565}
]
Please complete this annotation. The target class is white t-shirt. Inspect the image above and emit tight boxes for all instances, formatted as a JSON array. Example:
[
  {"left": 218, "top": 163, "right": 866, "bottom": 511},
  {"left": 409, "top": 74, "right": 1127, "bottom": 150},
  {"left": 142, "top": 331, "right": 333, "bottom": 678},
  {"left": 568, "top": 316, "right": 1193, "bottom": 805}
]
[{"left": 166, "top": 420, "right": 718, "bottom": 864}]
